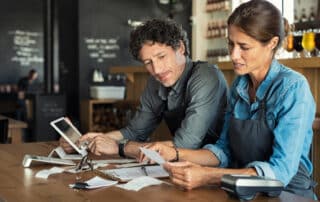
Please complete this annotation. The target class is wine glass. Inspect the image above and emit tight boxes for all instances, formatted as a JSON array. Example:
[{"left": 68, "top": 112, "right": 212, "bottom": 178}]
[
  {"left": 302, "top": 30, "right": 315, "bottom": 57},
  {"left": 293, "top": 32, "right": 304, "bottom": 58},
  {"left": 315, "top": 29, "right": 320, "bottom": 57},
  {"left": 285, "top": 34, "right": 294, "bottom": 52}
]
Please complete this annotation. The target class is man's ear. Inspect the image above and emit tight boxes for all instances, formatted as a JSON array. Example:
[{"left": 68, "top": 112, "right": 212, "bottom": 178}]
[{"left": 178, "top": 40, "right": 185, "bottom": 55}]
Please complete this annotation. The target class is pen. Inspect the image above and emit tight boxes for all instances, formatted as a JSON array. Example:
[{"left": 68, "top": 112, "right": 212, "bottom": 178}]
[
  {"left": 141, "top": 166, "right": 148, "bottom": 176},
  {"left": 73, "top": 182, "right": 89, "bottom": 189}
]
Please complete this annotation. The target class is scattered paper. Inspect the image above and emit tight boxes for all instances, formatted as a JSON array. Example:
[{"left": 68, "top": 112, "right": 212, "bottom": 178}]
[
  {"left": 115, "top": 162, "right": 149, "bottom": 168},
  {"left": 69, "top": 176, "right": 118, "bottom": 189},
  {"left": 101, "top": 165, "right": 169, "bottom": 182},
  {"left": 91, "top": 159, "right": 137, "bottom": 164},
  {"left": 51, "top": 147, "right": 83, "bottom": 160},
  {"left": 139, "top": 147, "right": 165, "bottom": 165},
  {"left": 117, "top": 176, "right": 163, "bottom": 191},
  {"left": 35, "top": 167, "right": 65, "bottom": 179}
]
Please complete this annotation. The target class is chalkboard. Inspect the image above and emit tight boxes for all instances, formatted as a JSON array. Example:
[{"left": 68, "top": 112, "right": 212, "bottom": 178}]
[
  {"left": 78, "top": 0, "right": 192, "bottom": 99},
  {"left": 0, "top": 0, "right": 44, "bottom": 84}
]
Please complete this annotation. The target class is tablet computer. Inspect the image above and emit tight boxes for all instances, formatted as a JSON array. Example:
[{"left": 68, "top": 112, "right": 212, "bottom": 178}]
[{"left": 50, "top": 117, "right": 88, "bottom": 156}]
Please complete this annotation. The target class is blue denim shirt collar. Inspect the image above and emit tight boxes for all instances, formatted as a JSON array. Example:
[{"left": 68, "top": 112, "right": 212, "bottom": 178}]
[{"left": 236, "top": 59, "right": 281, "bottom": 103}]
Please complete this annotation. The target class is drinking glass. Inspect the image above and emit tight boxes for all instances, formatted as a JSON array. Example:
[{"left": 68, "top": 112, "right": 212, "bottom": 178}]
[
  {"left": 301, "top": 31, "right": 315, "bottom": 57},
  {"left": 285, "top": 34, "right": 294, "bottom": 52},
  {"left": 315, "top": 29, "right": 320, "bottom": 57},
  {"left": 293, "top": 32, "right": 303, "bottom": 58}
]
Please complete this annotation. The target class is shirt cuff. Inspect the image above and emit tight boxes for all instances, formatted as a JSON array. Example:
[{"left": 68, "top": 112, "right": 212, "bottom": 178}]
[
  {"left": 246, "top": 161, "right": 276, "bottom": 179},
  {"left": 203, "top": 144, "right": 228, "bottom": 167},
  {"left": 119, "top": 128, "right": 131, "bottom": 140}
]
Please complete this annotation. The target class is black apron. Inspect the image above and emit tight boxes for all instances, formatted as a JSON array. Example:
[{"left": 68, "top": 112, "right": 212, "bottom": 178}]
[
  {"left": 228, "top": 84, "right": 316, "bottom": 199},
  {"left": 163, "top": 62, "right": 221, "bottom": 146}
]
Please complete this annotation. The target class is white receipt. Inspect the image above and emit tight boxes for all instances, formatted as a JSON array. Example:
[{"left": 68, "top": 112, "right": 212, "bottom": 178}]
[
  {"left": 69, "top": 176, "right": 118, "bottom": 189},
  {"left": 139, "top": 147, "right": 165, "bottom": 165},
  {"left": 116, "top": 176, "right": 163, "bottom": 191},
  {"left": 50, "top": 147, "right": 83, "bottom": 160},
  {"left": 35, "top": 167, "right": 65, "bottom": 179}
]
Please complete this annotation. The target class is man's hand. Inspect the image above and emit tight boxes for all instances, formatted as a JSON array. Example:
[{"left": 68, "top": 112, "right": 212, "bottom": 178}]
[
  {"left": 139, "top": 142, "right": 177, "bottom": 163},
  {"left": 59, "top": 132, "right": 104, "bottom": 153},
  {"left": 59, "top": 137, "right": 75, "bottom": 153},
  {"left": 87, "top": 135, "right": 118, "bottom": 156},
  {"left": 164, "top": 161, "right": 213, "bottom": 190}
]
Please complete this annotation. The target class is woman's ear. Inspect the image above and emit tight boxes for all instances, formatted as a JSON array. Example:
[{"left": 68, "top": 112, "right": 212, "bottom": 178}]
[{"left": 268, "top": 36, "right": 279, "bottom": 50}]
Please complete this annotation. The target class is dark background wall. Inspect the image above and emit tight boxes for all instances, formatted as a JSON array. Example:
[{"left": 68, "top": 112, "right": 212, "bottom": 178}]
[{"left": 0, "top": 0, "right": 192, "bottom": 128}]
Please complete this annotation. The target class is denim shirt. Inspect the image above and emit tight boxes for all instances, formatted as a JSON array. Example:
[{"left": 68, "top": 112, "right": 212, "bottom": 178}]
[
  {"left": 204, "top": 59, "right": 316, "bottom": 186},
  {"left": 120, "top": 58, "right": 228, "bottom": 149}
]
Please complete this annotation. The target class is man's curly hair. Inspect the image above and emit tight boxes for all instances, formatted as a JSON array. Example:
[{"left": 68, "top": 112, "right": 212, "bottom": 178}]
[{"left": 129, "top": 19, "right": 190, "bottom": 61}]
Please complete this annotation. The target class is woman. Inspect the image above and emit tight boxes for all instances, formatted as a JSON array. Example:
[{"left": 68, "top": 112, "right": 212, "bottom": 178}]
[{"left": 142, "top": 0, "right": 316, "bottom": 199}]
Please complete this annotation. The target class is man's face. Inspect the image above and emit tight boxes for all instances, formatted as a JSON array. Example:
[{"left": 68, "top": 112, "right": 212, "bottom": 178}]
[{"left": 139, "top": 41, "right": 186, "bottom": 87}]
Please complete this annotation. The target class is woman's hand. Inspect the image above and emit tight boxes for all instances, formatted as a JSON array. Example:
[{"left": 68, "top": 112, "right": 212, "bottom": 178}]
[
  {"left": 139, "top": 142, "right": 177, "bottom": 163},
  {"left": 164, "top": 161, "right": 214, "bottom": 190}
]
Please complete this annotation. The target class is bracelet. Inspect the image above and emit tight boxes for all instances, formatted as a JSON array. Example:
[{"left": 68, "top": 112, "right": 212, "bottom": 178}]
[{"left": 173, "top": 147, "right": 179, "bottom": 162}]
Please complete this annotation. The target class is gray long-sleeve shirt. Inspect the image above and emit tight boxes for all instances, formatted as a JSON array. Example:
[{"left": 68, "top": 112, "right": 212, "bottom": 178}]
[{"left": 120, "top": 58, "right": 228, "bottom": 149}]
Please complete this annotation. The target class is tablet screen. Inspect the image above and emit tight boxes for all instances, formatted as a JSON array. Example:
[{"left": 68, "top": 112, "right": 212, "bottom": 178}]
[
  {"left": 54, "top": 119, "right": 81, "bottom": 144},
  {"left": 50, "top": 117, "right": 87, "bottom": 156}
]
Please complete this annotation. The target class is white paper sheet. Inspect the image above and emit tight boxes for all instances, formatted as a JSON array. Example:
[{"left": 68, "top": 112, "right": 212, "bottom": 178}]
[
  {"left": 116, "top": 176, "right": 163, "bottom": 191},
  {"left": 101, "top": 165, "right": 169, "bottom": 182},
  {"left": 69, "top": 176, "right": 118, "bottom": 189},
  {"left": 35, "top": 167, "right": 65, "bottom": 179},
  {"left": 49, "top": 146, "right": 83, "bottom": 160},
  {"left": 139, "top": 147, "right": 166, "bottom": 165}
]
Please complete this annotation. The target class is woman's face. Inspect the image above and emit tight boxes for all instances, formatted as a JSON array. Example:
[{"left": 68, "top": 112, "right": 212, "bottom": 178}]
[{"left": 227, "top": 25, "right": 276, "bottom": 79}]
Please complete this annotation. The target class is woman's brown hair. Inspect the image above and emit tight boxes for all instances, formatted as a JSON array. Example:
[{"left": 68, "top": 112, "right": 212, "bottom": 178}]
[{"left": 227, "top": 0, "right": 286, "bottom": 51}]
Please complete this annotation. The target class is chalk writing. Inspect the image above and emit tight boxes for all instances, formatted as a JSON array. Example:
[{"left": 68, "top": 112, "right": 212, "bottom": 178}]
[
  {"left": 8, "top": 30, "right": 43, "bottom": 67},
  {"left": 84, "top": 37, "right": 120, "bottom": 63}
]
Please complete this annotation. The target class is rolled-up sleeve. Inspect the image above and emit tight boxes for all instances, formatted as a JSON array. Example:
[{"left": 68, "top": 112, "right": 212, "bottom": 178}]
[{"left": 120, "top": 78, "right": 162, "bottom": 141}]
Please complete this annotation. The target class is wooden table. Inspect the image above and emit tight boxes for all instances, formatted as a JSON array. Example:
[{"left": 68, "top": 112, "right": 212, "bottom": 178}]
[
  {"left": 0, "top": 114, "right": 27, "bottom": 144},
  {"left": 0, "top": 142, "right": 317, "bottom": 202}
]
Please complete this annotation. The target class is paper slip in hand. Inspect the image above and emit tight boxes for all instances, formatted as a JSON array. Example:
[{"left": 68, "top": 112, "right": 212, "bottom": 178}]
[
  {"left": 116, "top": 176, "right": 163, "bottom": 191},
  {"left": 35, "top": 167, "right": 65, "bottom": 179},
  {"left": 69, "top": 176, "right": 118, "bottom": 189},
  {"left": 139, "top": 147, "right": 165, "bottom": 165}
]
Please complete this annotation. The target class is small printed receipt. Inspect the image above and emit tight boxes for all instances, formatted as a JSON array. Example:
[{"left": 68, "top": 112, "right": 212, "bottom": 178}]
[
  {"left": 35, "top": 167, "right": 65, "bottom": 179},
  {"left": 139, "top": 147, "right": 165, "bottom": 165},
  {"left": 69, "top": 176, "right": 118, "bottom": 189},
  {"left": 117, "top": 176, "right": 163, "bottom": 191}
]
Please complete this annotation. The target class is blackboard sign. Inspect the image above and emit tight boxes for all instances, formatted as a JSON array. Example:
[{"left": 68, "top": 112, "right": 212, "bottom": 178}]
[
  {"left": 0, "top": 0, "right": 44, "bottom": 84},
  {"left": 9, "top": 30, "right": 43, "bottom": 67},
  {"left": 84, "top": 37, "right": 120, "bottom": 63}
]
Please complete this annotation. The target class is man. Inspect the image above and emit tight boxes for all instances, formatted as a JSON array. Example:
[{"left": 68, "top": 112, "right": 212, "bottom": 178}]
[
  {"left": 60, "top": 19, "right": 228, "bottom": 158},
  {"left": 16, "top": 69, "right": 39, "bottom": 121}
]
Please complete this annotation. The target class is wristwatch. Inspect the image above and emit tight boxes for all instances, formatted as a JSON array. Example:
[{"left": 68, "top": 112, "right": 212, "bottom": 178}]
[{"left": 118, "top": 139, "right": 129, "bottom": 158}]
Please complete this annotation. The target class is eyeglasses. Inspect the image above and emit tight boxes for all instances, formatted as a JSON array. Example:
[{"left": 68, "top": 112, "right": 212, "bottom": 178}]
[{"left": 75, "top": 155, "right": 93, "bottom": 171}]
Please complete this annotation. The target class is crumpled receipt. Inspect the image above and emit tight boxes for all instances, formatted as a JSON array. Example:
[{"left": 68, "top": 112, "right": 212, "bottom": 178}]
[
  {"left": 116, "top": 176, "right": 163, "bottom": 191},
  {"left": 35, "top": 167, "right": 65, "bottom": 179}
]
